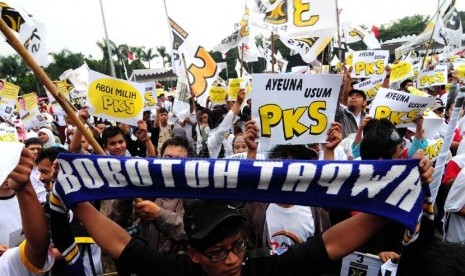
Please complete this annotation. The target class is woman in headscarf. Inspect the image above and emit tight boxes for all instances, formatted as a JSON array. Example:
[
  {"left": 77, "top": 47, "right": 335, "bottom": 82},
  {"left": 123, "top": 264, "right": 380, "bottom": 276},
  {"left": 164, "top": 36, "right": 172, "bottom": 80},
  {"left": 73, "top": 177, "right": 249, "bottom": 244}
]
[
  {"left": 15, "top": 122, "right": 26, "bottom": 143},
  {"left": 38, "top": 128, "right": 60, "bottom": 148}
]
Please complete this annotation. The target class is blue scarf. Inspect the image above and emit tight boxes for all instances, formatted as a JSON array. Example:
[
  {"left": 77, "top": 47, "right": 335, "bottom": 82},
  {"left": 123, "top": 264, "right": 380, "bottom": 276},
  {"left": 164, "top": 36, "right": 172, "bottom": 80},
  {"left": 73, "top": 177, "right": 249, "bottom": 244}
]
[{"left": 54, "top": 153, "right": 425, "bottom": 231}]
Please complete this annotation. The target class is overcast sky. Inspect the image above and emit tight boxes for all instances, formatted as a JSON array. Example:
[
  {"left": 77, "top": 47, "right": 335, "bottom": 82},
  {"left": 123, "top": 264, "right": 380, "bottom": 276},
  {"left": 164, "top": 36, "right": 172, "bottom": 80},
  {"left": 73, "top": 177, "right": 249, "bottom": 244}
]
[{"left": 1, "top": 0, "right": 464, "bottom": 67}]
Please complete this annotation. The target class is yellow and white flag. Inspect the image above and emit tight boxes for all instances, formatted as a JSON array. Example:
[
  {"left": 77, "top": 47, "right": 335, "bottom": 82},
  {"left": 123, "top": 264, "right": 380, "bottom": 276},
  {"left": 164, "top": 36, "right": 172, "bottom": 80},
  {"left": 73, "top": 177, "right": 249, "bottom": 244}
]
[
  {"left": 168, "top": 16, "right": 219, "bottom": 107},
  {"left": 0, "top": 2, "right": 48, "bottom": 66},
  {"left": 0, "top": 80, "right": 19, "bottom": 117},
  {"left": 342, "top": 22, "right": 380, "bottom": 49},
  {"left": 280, "top": 35, "right": 333, "bottom": 63},
  {"left": 249, "top": 0, "right": 337, "bottom": 38},
  {"left": 213, "top": 7, "right": 250, "bottom": 54}
]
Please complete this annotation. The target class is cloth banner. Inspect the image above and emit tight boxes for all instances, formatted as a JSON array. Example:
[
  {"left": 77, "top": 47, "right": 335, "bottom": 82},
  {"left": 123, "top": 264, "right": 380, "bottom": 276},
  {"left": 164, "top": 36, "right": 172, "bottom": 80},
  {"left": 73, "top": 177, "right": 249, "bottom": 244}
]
[
  {"left": 252, "top": 73, "right": 342, "bottom": 145},
  {"left": 55, "top": 153, "right": 424, "bottom": 232},
  {"left": 368, "top": 88, "right": 436, "bottom": 127},
  {"left": 280, "top": 35, "right": 333, "bottom": 63}
]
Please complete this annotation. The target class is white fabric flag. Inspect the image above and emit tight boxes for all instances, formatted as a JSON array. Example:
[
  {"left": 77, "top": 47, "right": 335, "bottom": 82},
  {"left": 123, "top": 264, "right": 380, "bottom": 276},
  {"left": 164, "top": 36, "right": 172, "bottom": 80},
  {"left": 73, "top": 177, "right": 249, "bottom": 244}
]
[
  {"left": 280, "top": 34, "right": 333, "bottom": 63},
  {"left": 248, "top": 0, "right": 337, "bottom": 38},
  {"left": 342, "top": 22, "right": 381, "bottom": 49},
  {"left": 213, "top": 8, "right": 250, "bottom": 54},
  {"left": 168, "top": 17, "right": 219, "bottom": 107}
]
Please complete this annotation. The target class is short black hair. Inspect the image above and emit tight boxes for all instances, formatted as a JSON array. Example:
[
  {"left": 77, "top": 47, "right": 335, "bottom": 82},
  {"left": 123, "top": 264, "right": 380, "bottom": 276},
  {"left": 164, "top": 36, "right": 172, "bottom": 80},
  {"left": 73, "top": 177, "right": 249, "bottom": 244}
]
[
  {"left": 360, "top": 119, "right": 403, "bottom": 160},
  {"left": 36, "top": 147, "right": 69, "bottom": 165},
  {"left": 268, "top": 144, "right": 318, "bottom": 160},
  {"left": 25, "top": 137, "right": 42, "bottom": 148},
  {"left": 160, "top": 136, "right": 192, "bottom": 157},
  {"left": 158, "top": 107, "right": 168, "bottom": 114},
  {"left": 400, "top": 79, "right": 413, "bottom": 90},
  {"left": 101, "top": 126, "right": 125, "bottom": 146}
]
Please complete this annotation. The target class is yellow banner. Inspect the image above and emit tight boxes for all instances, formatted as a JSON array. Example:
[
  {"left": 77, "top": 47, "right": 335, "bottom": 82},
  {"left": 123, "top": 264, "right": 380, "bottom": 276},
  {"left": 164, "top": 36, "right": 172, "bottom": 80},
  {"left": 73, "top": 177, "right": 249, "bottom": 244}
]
[
  {"left": 209, "top": 86, "right": 227, "bottom": 104},
  {"left": 228, "top": 78, "right": 251, "bottom": 100},
  {"left": 390, "top": 61, "right": 413, "bottom": 83}
]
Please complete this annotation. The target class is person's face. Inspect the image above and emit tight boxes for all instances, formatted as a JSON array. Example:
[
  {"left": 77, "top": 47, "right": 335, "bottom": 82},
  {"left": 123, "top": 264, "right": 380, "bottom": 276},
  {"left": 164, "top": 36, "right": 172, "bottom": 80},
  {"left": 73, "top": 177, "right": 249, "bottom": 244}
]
[
  {"left": 104, "top": 134, "right": 127, "bottom": 156},
  {"left": 15, "top": 126, "right": 23, "bottom": 134},
  {"left": 403, "top": 82, "right": 414, "bottom": 91},
  {"left": 143, "top": 111, "right": 150, "bottom": 121},
  {"left": 162, "top": 145, "right": 188, "bottom": 158},
  {"left": 26, "top": 144, "right": 42, "bottom": 161},
  {"left": 96, "top": 123, "right": 106, "bottom": 133},
  {"left": 233, "top": 136, "right": 248, "bottom": 154},
  {"left": 391, "top": 141, "right": 406, "bottom": 160},
  {"left": 81, "top": 137, "right": 91, "bottom": 152},
  {"left": 38, "top": 158, "right": 53, "bottom": 190},
  {"left": 38, "top": 132, "right": 49, "bottom": 143},
  {"left": 18, "top": 98, "right": 25, "bottom": 110},
  {"left": 348, "top": 93, "right": 365, "bottom": 110},
  {"left": 188, "top": 232, "right": 245, "bottom": 276},
  {"left": 159, "top": 112, "right": 168, "bottom": 124}
]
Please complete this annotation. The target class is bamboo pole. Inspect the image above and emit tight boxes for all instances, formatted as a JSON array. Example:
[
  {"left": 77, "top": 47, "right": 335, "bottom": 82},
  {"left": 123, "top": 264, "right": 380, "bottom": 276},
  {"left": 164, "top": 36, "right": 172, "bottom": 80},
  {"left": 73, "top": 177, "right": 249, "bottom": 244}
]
[
  {"left": 335, "top": 0, "right": 342, "bottom": 61},
  {"left": 240, "top": 43, "right": 244, "bottom": 78},
  {"left": 0, "top": 17, "right": 106, "bottom": 155}
]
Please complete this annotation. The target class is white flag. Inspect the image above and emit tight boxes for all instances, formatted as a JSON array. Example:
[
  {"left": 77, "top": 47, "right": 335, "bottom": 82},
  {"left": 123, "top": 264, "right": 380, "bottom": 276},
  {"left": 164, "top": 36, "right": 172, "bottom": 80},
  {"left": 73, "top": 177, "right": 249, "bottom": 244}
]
[
  {"left": 249, "top": 0, "right": 337, "bottom": 38},
  {"left": 342, "top": 22, "right": 380, "bottom": 49},
  {"left": 168, "top": 17, "right": 220, "bottom": 107},
  {"left": 280, "top": 35, "right": 333, "bottom": 63},
  {"left": 213, "top": 8, "right": 250, "bottom": 54}
]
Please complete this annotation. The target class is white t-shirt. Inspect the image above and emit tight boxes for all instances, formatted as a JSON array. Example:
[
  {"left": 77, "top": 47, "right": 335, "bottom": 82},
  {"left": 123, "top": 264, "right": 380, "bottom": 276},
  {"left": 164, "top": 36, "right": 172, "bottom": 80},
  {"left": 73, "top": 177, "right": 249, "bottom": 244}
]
[
  {"left": 266, "top": 204, "right": 314, "bottom": 255},
  {"left": 0, "top": 243, "right": 54, "bottom": 275},
  {"left": 444, "top": 169, "right": 465, "bottom": 243},
  {"left": 0, "top": 194, "right": 22, "bottom": 246}
]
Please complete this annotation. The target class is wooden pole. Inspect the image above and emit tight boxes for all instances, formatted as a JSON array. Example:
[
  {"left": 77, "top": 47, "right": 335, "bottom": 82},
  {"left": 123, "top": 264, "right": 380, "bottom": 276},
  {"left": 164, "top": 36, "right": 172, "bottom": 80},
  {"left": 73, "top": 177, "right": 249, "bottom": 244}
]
[
  {"left": 0, "top": 17, "right": 106, "bottom": 155},
  {"left": 335, "top": 0, "right": 343, "bottom": 61},
  {"left": 422, "top": 4, "right": 441, "bottom": 69},
  {"left": 271, "top": 32, "right": 275, "bottom": 73},
  {"left": 240, "top": 43, "right": 244, "bottom": 78}
]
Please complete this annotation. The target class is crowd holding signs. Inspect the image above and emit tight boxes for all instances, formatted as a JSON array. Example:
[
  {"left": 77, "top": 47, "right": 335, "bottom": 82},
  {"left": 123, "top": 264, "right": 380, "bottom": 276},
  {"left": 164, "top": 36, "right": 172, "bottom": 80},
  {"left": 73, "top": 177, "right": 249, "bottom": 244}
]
[{"left": 2, "top": 0, "right": 465, "bottom": 275}]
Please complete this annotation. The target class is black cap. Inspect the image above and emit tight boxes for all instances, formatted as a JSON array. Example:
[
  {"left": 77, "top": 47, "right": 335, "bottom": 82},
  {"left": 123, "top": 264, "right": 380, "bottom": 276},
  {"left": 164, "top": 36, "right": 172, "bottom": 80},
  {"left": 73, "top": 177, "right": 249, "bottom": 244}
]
[
  {"left": 349, "top": 89, "right": 367, "bottom": 101},
  {"left": 183, "top": 200, "right": 244, "bottom": 240}
]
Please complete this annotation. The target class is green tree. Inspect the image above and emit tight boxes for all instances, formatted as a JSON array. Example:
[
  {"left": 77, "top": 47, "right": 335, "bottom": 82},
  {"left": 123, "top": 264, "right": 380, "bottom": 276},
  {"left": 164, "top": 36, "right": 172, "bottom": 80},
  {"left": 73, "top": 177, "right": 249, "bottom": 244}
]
[
  {"left": 378, "top": 15, "right": 430, "bottom": 42},
  {"left": 0, "top": 54, "right": 30, "bottom": 83},
  {"left": 45, "top": 49, "right": 86, "bottom": 80},
  {"left": 141, "top": 48, "right": 158, "bottom": 69},
  {"left": 96, "top": 39, "right": 118, "bottom": 76},
  {"left": 156, "top": 46, "right": 169, "bottom": 68}
]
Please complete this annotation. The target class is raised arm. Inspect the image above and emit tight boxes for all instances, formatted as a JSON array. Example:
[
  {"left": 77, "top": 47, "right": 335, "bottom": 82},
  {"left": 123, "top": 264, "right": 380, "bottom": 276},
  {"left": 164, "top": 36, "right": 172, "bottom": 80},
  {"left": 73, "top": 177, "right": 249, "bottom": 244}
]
[
  {"left": 323, "top": 122, "right": 342, "bottom": 160},
  {"left": 9, "top": 148, "right": 50, "bottom": 269},
  {"left": 72, "top": 202, "right": 131, "bottom": 259}
]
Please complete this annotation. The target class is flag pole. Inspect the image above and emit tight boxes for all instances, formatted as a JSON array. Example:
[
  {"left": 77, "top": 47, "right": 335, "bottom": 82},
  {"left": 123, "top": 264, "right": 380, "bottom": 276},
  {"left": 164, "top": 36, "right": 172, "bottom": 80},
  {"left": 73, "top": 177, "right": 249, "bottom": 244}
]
[
  {"left": 335, "top": 0, "right": 343, "bottom": 61},
  {"left": 422, "top": 5, "right": 441, "bottom": 69},
  {"left": 240, "top": 43, "right": 244, "bottom": 78},
  {"left": 0, "top": 17, "right": 106, "bottom": 155},
  {"left": 271, "top": 32, "right": 275, "bottom": 73}
]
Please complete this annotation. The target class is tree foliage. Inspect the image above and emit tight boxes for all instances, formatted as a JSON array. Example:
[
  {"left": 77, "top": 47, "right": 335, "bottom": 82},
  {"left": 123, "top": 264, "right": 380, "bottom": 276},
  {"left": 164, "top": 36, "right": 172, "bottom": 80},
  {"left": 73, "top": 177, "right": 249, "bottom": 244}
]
[{"left": 378, "top": 14, "right": 430, "bottom": 42}]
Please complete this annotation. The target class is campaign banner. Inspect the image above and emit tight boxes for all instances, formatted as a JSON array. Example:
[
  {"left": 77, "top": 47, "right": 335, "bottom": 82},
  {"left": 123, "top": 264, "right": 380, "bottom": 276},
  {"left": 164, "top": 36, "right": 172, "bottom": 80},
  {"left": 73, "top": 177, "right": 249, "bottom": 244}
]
[
  {"left": 0, "top": 125, "right": 18, "bottom": 142},
  {"left": 0, "top": 80, "right": 20, "bottom": 117},
  {"left": 45, "top": 80, "right": 71, "bottom": 116},
  {"left": 55, "top": 154, "right": 425, "bottom": 232},
  {"left": 0, "top": 128, "right": 23, "bottom": 185},
  {"left": 368, "top": 88, "right": 436, "bottom": 127},
  {"left": 19, "top": 93, "right": 46, "bottom": 129},
  {"left": 87, "top": 70, "right": 144, "bottom": 126},
  {"left": 351, "top": 50, "right": 389, "bottom": 79},
  {"left": 209, "top": 86, "right": 227, "bottom": 104},
  {"left": 353, "top": 77, "right": 384, "bottom": 100},
  {"left": 228, "top": 78, "right": 251, "bottom": 100},
  {"left": 416, "top": 65, "right": 448, "bottom": 88},
  {"left": 251, "top": 74, "right": 342, "bottom": 145},
  {"left": 390, "top": 61, "right": 414, "bottom": 84},
  {"left": 142, "top": 81, "right": 157, "bottom": 112},
  {"left": 424, "top": 138, "right": 443, "bottom": 162}
]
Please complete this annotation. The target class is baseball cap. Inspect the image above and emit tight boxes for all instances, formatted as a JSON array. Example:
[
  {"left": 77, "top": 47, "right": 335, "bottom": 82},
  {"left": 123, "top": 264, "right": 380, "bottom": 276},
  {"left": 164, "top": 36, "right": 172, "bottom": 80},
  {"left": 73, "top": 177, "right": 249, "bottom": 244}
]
[
  {"left": 348, "top": 89, "right": 367, "bottom": 100},
  {"left": 183, "top": 200, "right": 244, "bottom": 240}
]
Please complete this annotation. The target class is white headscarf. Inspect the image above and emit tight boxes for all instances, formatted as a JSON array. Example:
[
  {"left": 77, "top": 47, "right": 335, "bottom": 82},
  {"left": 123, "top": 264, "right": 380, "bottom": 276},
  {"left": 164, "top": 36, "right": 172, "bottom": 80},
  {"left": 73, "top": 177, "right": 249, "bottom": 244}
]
[{"left": 38, "top": 128, "right": 56, "bottom": 148}]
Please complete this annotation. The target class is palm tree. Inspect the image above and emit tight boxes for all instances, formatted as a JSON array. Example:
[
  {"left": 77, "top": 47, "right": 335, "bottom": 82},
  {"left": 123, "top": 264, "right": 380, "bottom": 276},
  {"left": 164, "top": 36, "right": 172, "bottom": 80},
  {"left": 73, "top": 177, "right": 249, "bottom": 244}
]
[
  {"left": 156, "top": 46, "right": 169, "bottom": 68},
  {"left": 140, "top": 48, "right": 158, "bottom": 69},
  {"left": 46, "top": 50, "right": 86, "bottom": 80},
  {"left": 0, "top": 54, "right": 29, "bottom": 82},
  {"left": 96, "top": 39, "right": 118, "bottom": 76}
]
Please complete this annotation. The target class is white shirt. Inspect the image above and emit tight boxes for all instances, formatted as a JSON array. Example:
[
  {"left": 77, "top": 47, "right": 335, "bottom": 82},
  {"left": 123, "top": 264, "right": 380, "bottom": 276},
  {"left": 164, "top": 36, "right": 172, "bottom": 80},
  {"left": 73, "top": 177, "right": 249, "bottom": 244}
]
[
  {"left": 444, "top": 169, "right": 465, "bottom": 243},
  {"left": 266, "top": 204, "right": 314, "bottom": 255}
]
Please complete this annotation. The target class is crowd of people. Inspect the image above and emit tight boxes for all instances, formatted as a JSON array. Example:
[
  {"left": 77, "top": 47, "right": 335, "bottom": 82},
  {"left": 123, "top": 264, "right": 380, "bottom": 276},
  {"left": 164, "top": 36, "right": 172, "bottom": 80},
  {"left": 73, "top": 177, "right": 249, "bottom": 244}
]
[{"left": 3, "top": 63, "right": 465, "bottom": 276}]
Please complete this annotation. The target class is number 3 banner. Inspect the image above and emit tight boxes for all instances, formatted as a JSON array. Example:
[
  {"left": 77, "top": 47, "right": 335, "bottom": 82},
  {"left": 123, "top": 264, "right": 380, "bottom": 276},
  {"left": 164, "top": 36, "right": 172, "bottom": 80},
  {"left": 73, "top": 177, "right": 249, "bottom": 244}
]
[{"left": 249, "top": 0, "right": 338, "bottom": 38}]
